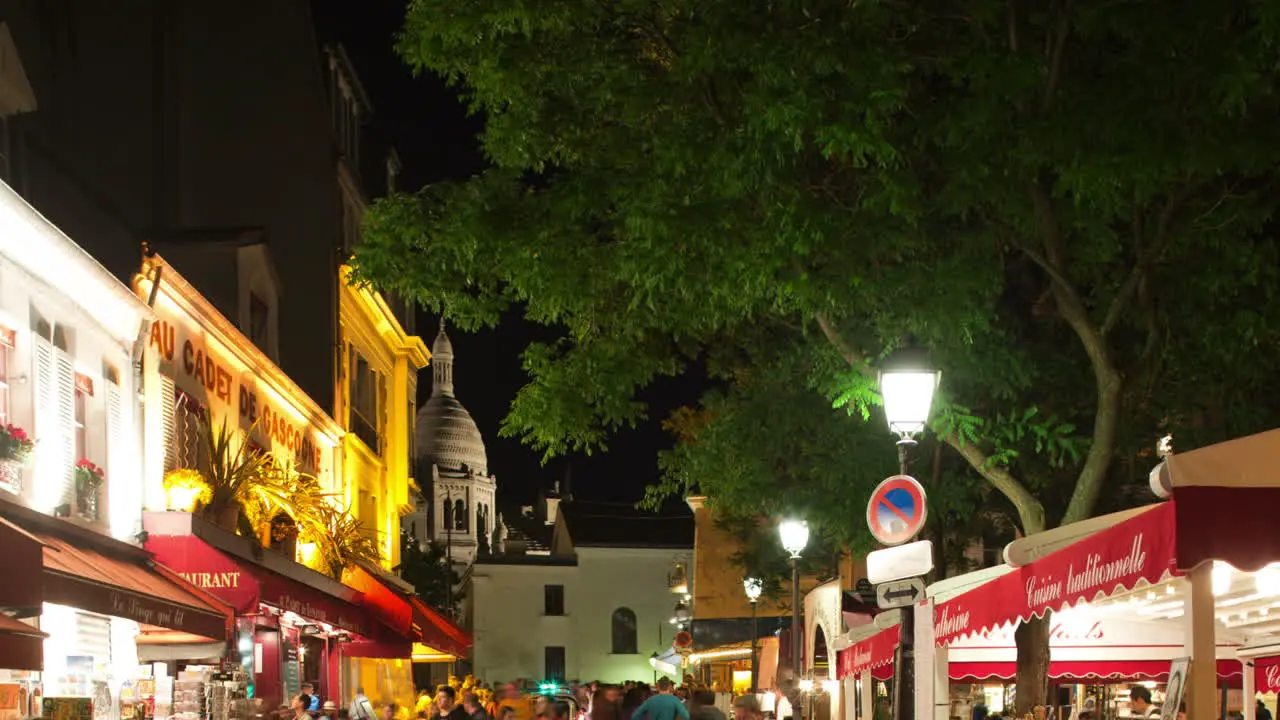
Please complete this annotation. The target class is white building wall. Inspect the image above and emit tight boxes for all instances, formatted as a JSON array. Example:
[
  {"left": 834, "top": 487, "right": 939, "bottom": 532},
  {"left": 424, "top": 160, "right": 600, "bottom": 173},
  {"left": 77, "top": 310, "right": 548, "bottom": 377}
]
[
  {"left": 472, "top": 563, "right": 578, "bottom": 683},
  {"left": 471, "top": 547, "right": 689, "bottom": 684},
  {"left": 0, "top": 180, "right": 150, "bottom": 540}
]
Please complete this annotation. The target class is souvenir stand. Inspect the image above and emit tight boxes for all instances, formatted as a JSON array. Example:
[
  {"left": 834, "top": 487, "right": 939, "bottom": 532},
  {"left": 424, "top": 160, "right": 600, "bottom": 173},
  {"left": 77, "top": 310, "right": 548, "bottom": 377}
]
[{"left": 916, "top": 429, "right": 1280, "bottom": 720}]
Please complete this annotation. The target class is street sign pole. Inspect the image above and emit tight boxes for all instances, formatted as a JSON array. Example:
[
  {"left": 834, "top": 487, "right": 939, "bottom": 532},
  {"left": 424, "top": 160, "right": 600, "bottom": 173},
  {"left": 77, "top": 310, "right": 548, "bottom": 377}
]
[{"left": 866, "top": 472, "right": 929, "bottom": 720}]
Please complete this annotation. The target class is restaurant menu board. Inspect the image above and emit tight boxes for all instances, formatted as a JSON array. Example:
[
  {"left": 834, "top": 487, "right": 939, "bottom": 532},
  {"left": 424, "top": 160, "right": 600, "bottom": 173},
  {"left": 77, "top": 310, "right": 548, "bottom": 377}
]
[
  {"left": 43, "top": 697, "right": 94, "bottom": 720},
  {"left": 281, "top": 642, "right": 301, "bottom": 703},
  {"left": 0, "top": 684, "right": 25, "bottom": 720}
]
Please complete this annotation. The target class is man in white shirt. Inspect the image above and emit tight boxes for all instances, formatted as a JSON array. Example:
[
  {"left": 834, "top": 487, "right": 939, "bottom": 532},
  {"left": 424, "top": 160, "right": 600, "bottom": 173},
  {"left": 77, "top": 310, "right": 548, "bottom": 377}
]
[{"left": 350, "top": 688, "right": 376, "bottom": 720}]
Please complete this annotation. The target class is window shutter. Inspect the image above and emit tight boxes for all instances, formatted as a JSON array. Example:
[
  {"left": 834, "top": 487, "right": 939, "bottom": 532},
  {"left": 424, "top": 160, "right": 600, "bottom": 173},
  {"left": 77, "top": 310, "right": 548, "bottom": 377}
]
[
  {"left": 106, "top": 381, "right": 123, "bottom": 505},
  {"left": 33, "top": 338, "right": 55, "bottom": 506},
  {"left": 74, "top": 611, "right": 111, "bottom": 660},
  {"left": 54, "top": 349, "right": 75, "bottom": 506},
  {"left": 159, "top": 375, "right": 176, "bottom": 473}
]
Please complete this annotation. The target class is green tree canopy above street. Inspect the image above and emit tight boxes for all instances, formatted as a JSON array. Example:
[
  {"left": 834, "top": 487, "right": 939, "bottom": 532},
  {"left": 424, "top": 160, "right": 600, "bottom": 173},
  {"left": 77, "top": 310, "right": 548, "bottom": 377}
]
[{"left": 355, "top": 1, "right": 1280, "bottom": 707}]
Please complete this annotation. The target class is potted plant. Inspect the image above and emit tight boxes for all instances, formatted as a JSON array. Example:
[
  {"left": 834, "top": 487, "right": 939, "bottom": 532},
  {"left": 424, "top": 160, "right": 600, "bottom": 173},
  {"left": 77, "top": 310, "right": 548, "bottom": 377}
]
[
  {"left": 73, "top": 459, "right": 105, "bottom": 520},
  {"left": 199, "top": 418, "right": 270, "bottom": 531},
  {"left": 306, "top": 503, "right": 383, "bottom": 580},
  {"left": 162, "top": 468, "right": 212, "bottom": 512},
  {"left": 269, "top": 513, "right": 300, "bottom": 559},
  {"left": 0, "top": 424, "right": 34, "bottom": 495}
]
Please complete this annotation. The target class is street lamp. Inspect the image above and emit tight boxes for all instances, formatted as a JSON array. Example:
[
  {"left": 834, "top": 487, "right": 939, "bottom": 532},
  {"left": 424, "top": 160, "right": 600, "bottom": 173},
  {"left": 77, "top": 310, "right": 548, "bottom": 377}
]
[
  {"left": 778, "top": 519, "right": 809, "bottom": 714},
  {"left": 878, "top": 347, "right": 939, "bottom": 720},
  {"left": 743, "top": 577, "right": 763, "bottom": 691}
]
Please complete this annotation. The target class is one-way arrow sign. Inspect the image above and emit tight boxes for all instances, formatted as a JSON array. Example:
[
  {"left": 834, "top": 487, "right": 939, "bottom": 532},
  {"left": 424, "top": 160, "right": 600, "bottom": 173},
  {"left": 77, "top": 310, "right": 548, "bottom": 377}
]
[{"left": 875, "top": 578, "right": 926, "bottom": 610}]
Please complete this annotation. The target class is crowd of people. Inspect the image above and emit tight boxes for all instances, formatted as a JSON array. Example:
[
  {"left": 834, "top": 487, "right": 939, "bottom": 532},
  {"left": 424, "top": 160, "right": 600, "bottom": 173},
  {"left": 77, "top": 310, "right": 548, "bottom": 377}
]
[
  {"left": 406, "top": 676, "right": 764, "bottom": 720},
  {"left": 263, "top": 675, "right": 764, "bottom": 720}
]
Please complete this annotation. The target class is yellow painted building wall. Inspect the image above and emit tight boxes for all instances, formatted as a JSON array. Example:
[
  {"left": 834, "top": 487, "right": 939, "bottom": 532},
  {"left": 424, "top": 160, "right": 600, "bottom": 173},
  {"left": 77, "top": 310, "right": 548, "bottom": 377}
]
[
  {"left": 687, "top": 496, "right": 827, "bottom": 620},
  {"left": 336, "top": 266, "right": 429, "bottom": 570}
]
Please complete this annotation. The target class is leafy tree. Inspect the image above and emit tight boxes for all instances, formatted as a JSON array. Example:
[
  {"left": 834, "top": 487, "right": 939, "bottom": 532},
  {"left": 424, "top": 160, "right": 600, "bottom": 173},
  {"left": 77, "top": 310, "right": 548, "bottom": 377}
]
[
  {"left": 359, "top": 0, "right": 1280, "bottom": 709},
  {"left": 397, "top": 531, "right": 459, "bottom": 618}
]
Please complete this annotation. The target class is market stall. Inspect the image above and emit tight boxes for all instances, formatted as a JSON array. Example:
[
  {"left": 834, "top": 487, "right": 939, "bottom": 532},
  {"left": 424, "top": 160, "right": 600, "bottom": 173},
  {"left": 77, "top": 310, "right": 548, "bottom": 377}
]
[
  {"left": 0, "top": 500, "right": 234, "bottom": 720},
  {"left": 918, "top": 429, "right": 1280, "bottom": 720}
]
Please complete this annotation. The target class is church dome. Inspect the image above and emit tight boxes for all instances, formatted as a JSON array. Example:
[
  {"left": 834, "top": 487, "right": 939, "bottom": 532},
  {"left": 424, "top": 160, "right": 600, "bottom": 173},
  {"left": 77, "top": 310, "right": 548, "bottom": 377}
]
[{"left": 416, "top": 320, "right": 488, "bottom": 476}]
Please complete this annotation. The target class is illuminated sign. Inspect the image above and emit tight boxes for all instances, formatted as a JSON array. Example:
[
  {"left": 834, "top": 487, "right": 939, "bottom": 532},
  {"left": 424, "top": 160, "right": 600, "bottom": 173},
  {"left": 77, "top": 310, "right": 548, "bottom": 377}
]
[{"left": 149, "top": 313, "right": 328, "bottom": 476}]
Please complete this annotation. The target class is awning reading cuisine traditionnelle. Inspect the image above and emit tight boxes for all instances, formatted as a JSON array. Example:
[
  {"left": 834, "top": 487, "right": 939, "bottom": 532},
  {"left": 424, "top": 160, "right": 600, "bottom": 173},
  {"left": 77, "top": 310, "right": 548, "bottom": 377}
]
[
  {"left": 949, "top": 659, "right": 1243, "bottom": 683},
  {"left": 0, "top": 501, "right": 233, "bottom": 641},
  {"left": 934, "top": 502, "right": 1180, "bottom": 647}
]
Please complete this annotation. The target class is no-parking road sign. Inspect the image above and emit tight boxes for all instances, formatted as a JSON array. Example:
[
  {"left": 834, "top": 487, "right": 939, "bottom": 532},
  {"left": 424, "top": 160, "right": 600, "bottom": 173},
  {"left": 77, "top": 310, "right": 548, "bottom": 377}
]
[{"left": 866, "top": 474, "right": 928, "bottom": 546}]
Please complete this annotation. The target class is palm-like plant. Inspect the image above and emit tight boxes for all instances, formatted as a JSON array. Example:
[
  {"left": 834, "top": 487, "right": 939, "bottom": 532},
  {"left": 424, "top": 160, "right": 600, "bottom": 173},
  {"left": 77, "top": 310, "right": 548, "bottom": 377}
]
[
  {"left": 199, "top": 418, "right": 271, "bottom": 529},
  {"left": 242, "top": 458, "right": 329, "bottom": 540},
  {"left": 308, "top": 503, "right": 383, "bottom": 580}
]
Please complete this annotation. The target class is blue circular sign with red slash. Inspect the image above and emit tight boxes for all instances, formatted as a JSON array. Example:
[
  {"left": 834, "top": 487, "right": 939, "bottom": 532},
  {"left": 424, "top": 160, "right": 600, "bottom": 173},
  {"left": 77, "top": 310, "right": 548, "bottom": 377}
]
[{"left": 866, "top": 474, "right": 928, "bottom": 546}]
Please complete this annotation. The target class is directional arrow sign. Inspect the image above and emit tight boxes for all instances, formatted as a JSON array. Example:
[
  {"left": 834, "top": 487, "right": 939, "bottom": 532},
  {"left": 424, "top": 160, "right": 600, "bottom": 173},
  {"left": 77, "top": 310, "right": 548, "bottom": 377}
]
[{"left": 875, "top": 578, "right": 926, "bottom": 610}]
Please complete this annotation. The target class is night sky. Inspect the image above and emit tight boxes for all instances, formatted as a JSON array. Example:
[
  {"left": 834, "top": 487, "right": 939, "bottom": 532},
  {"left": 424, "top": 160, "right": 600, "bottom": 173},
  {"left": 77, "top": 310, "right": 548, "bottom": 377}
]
[{"left": 311, "top": 0, "right": 705, "bottom": 508}]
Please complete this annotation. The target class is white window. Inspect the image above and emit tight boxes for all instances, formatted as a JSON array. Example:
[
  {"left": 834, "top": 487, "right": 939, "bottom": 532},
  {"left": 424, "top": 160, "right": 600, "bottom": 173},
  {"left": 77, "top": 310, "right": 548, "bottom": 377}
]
[
  {"left": 104, "top": 364, "right": 123, "bottom": 498},
  {"left": 159, "top": 374, "right": 177, "bottom": 473},
  {"left": 0, "top": 328, "right": 14, "bottom": 424},
  {"left": 33, "top": 334, "right": 75, "bottom": 513}
]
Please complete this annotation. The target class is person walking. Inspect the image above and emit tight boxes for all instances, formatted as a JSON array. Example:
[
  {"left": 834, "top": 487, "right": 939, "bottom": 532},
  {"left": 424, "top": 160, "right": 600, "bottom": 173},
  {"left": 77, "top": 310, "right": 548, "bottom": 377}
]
[
  {"left": 350, "top": 688, "right": 377, "bottom": 720},
  {"left": 463, "top": 693, "right": 491, "bottom": 720},
  {"left": 433, "top": 687, "right": 469, "bottom": 720},
  {"left": 730, "top": 696, "right": 761, "bottom": 720},
  {"left": 589, "top": 688, "right": 620, "bottom": 720},
  {"left": 688, "top": 691, "right": 724, "bottom": 720},
  {"left": 630, "top": 679, "right": 689, "bottom": 720}
]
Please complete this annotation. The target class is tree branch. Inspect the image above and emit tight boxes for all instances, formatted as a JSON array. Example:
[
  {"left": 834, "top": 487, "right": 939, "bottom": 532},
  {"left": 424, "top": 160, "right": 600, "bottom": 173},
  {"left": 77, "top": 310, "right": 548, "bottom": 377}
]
[
  {"left": 1101, "top": 189, "right": 1186, "bottom": 337},
  {"left": 1026, "top": 180, "right": 1123, "bottom": 526},
  {"left": 939, "top": 430, "right": 1047, "bottom": 534},
  {"left": 813, "top": 311, "right": 1047, "bottom": 534},
  {"left": 814, "top": 312, "right": 875, "bottom": 379},
  {"left": 1040, "top": 0, "right": 1072, "bottom": 113}
]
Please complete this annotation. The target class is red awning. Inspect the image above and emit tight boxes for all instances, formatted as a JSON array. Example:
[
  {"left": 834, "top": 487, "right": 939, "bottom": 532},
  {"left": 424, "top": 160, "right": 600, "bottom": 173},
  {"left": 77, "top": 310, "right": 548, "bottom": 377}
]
[
  {"left": 343, "top": 565, "right": 414, "bottom": 638},
  {"left": 950, "top": 659, "right": 1243, "bottom": 684},
  {"left": 341, "top": 637, "right": 413, "bottom": 659},
  {"left": 0, "top": 614, "right": 46, "bottom": 671},
  {"left": 39, "top": 532, "right": 232, "bottom": 640},
  {"left": 0, "top": 502, "right": 232, "bottom": 641},
  {"left": 837, "top": 627, "right": 898, "bottom": 679},
  {"left": 934, "top": 503, "right": 1179, "bottom": 647},
  {"left": 1255, "top": 656, "right": 1280, "bottom": 693},
  {"left": 146, "top": 533, "right": 371, "bottom": 636},
  {"left": 409, "top": 596, "right": 471, "bottom": 658}
]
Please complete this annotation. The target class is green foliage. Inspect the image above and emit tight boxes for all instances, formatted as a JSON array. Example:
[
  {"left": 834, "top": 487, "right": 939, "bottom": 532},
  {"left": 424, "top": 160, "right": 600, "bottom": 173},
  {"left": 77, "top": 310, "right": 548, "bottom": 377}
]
[
  {"left": 356, "top": 0, "right": 1280, "bottom": 556},
  {"left": 398, "top": 531, "right": 460, "bottom": 617}
]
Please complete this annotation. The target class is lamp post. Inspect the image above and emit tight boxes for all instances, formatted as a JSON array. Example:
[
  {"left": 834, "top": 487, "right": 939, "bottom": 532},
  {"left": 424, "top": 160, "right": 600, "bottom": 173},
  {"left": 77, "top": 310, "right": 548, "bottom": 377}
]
[
  {"left": 778, "top": 519, "right": 810, "bottom": 717},
  {"left": 743, "top": 577, "right": 763, "bottom": 692},
  {"left": 878, "top": 347, "right": 941, "bottom": 720}
]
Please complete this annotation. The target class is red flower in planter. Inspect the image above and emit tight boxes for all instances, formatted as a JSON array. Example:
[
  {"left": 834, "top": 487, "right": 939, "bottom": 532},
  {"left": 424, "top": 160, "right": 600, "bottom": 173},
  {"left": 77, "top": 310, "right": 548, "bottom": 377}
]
[{"left": 75, "top": 459, "right": 105, "bottom": 479}]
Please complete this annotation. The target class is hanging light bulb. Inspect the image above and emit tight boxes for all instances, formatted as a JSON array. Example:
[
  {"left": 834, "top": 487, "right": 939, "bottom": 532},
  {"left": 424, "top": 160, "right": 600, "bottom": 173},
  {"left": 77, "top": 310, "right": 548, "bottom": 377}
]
[
  {"left": 1212, "top": 562, "right": 1234, "bottom": 597},
  {"left": 1256, "top": 564, "right": 1280, "bottom": 596}
]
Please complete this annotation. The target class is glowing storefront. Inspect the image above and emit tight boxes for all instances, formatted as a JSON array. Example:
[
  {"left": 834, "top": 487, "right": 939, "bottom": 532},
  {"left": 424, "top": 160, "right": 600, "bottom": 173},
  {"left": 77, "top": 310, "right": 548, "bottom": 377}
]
[{"left": 134, "top": 254, "right": 450, "bottom": 710}]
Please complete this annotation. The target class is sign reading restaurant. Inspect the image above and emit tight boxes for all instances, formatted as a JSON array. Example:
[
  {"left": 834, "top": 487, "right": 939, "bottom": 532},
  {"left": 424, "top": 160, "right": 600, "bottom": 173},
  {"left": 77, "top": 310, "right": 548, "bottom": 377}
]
[{"left": 148, "top": 306, "right": 329, "bottom": 478}]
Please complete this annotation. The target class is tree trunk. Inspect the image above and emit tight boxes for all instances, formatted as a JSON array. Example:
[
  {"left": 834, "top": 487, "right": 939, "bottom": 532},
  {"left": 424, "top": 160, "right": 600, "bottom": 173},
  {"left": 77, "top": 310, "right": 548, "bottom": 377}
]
[{"left": 1014, "top": 612, "right": 1052, "bottom": 717}]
